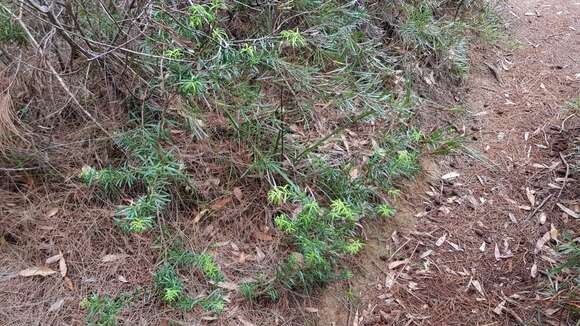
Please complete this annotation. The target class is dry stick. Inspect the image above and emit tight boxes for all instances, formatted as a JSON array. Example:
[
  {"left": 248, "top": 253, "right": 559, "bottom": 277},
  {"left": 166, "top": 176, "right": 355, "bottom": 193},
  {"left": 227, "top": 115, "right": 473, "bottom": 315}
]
[
  {"left": 1, "top": 3, "right": 112, "bottom": 138},
  {"left": 557, "top": 152, "right": 570, "bottom": 199},
  {"left": 526, "top": 194, "right": 552, "bottom": 220}
]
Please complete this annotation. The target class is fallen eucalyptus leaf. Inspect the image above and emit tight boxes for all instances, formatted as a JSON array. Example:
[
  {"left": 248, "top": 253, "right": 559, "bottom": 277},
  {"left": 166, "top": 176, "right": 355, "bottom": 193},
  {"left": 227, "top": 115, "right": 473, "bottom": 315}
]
[{"left": 19, "top": 266, "right": 57, "bottom": 277}]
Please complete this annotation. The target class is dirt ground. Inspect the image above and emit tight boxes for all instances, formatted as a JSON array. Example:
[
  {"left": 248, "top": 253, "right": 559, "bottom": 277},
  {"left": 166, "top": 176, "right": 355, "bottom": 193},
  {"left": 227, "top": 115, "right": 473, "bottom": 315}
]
[
  {"left": 317, "top": 0, "right": 579, "bottom": 325},
  {"left": 0, "top": 0, "right": 578, "bottom": 325}
]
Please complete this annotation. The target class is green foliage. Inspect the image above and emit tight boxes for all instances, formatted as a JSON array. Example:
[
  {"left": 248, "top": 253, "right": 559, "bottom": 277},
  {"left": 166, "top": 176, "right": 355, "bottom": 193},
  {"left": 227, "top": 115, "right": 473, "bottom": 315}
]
[
  {"left": 80, "top": 293, "right": 130, "bottom": 326},
  {"left": 367, "top": 130, "right": 422, "bottom": 191},
  {"left": 196, "top": 290, "right": 226, "bottom": 313},
  {"left": 280, "top": 29, "right": 306, "bottom": 48},
  {"left": 311, "top": 158, "right": 375, "bottom": 206},
  {"left": 399, "top": 4, "right": 469, "bottom": 78},
  {"left": 0, "top": 8, "right": 27, "bottom": 45},
  {"left": 154, "top": 264, "right": 185, "bottom": 305},
  {"left": 239, "top": 275, "right": 279, "bottom": 303},
  {"left": 158, "top": 248, "right": 225, "bottom": 312},
  {"left": 552, "top": 241, "right": 580, "bottom": 275},
  {"left": 272, "top": 192, "right": 363, "bottom": 292},
  {"left": 426, "top": 128, "right": 464, "bottom": 155},
  {"left": 192, "top": 253, "right": 224, "bottom": 283},
  {"left": 549, "top": 236, "right": 580, "bottom": 318},
  {"left": 79, "top": 124, "right": 190, "bottom": 233},
  {"left": 267, "top": 185, "right": 291, "bottom": 206},
  {"left": 377, "top": 203, "right": 396, "bottom": 218},
  {"left": 471, "top": 6, "right": 504, "bottom": 44},
  {"left": 64, "top": 0, "right": 487, "bottom": 315},
  {"left": 566, "top": 96, "right": 580, "bottom": 113}
]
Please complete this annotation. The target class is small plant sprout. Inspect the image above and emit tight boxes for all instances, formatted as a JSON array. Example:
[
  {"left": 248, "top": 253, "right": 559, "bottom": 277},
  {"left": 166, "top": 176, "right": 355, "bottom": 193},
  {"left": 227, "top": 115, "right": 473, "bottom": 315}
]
[
  {"left": 274, "top": 214, "right": 295, "bottom": 234},
  {"left": 330, "top": 199, "right": 354, "bottom": 221},
  {"left": 81, "top": 293, "right": 130, "bottom": 326},
  {"left": 377, "top": 203, "right": 396, "bottom": 218},
  {"left": 181, "top": 76, "right": 205, "bottom": 97},
  {"left": 340, "top": 270, "right": 354, "bottom": 280},
  {"left": 163, "top": 287, "right": 181, "bottom": 303},
  {"left": 410, "top": 128, "right": 423, "bottom": 143},
  {"left": 267, "top": 185, "right": 290, "bottom": 206},
  {"left": 239, "top": 282, "right": 257, "bottom": 301},
  {"left": 163, "top": 48, "right": 183, "bottom": 59},
  {"left": 188, "top": 4, "right": 215, "bottom": 28},
  {"left": 241, "top": 43, "right": 259, "bottom": 64},
  {"left": 79, "top": 165, "right": 98, "bottom": 185},
  {"left": 387, "top": 188, "right": 401, "bottom": 198},
  {"left": 193, "top": 253, "right": 224, "bottom": 283},
  {"left": 211, "top": 27, "right": 229, "bottom": 46},
  {"left": 344, "top": 239, "right": 364, "bottom": 255},
  {"left": 280, "top": 29, "right": 306, "bottom": 48}
]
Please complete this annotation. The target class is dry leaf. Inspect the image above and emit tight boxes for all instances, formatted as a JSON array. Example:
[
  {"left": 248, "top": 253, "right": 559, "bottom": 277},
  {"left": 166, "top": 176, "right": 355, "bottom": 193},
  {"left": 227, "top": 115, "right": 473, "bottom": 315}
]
[
  {"left": 385, "top": 272, "right": 396, "bottom": 289},
  {"left": 493, "top": 301, "right": 506, "bottom": 315},
  {"left": 64, "top": 277, "right": 74, "bottom": 291},
  {"left": 255, "top": 230, "right": 273, "bottom": 241},
  {"left": 45, "top": 253, "right": 63, "bottom": 265},
  {"left": 19, "top": 266, "right": 57, "bottom": 277},
  {"left": 218, "top": 281, "right": 238, "bottom": 291},
  {"left": 349, "top": 168, "right": 359, "bottom": 179},
  {"left": 48, "top": 298, "right": 65, "bottom": 312},
  {"left": 447, "top": 241, "right": 463, "bottom": 251},
  {"left": 525, "top": 187, "right": 535, "bottom": 206},
  {"left": 441, "top": 171, "right": 460, "bottom": 180},
  {"left": 193, "top": 209, "right": 209, "bottom": 224},
  {"left": 211, "top": 197, "right": 231, "bottom": 210},
  {"left": 508, "top": 213, "right": 517, "bottom": 223},
  {"left": 101, "top": 254, "right": 128, "bottom": 263},
  {"left": 556, "top": 203, "right": 579, "bottom": 219},
  {"left": 117, "top": 275, "right": 128, "bottom": 283},
  {"left": 549, "top": 224, "right": 559, "bottom": 241},
  {"left": 388, "top": 260, "right": 408, "bottom": 270},
  {"left": 494, "top": 244, "right": 501, "bottom": 260},
  {"left": 255, "top": 247, "right": 265, "bottom": 262},
  {"left": 408, "top": 281, "right": 419, "bottom": 290},
  {"left": 420, "top": 250, "right": 433, "bottom": 259},
  {"left": 435, "top": 234, "right": 447, "bottom": 247},
  {"left": 479, "top": 242, "right": 486, "bottom": 252},
  {"left": 471, "top": 280, "right": 485, "bottom": 297},
  {"left": 538, "top": 212, "right": 546, "bottom": 225},
  {"left": 233, "top": 187, "right": 243, "bottom": 202},
  {"left": 59, "top": 257, "right": 67, "bottom": 277},
  {"left": 544, "top": 308, "right": 560, "bottom": 316},
  {"left": 530, "top": 263, "right": 538, "bottom": 278},
  {"left": 46, "top": 207, "right": 59, "bottom": 218},
  {"left": 305, "top": 307, "right": 319, "bottom": 313},
  {"left": 238, "top": 317, "right": 255, "bottom": 326},
  {"left": 534, "top": 232, "right": 551, "bottom": 254}
]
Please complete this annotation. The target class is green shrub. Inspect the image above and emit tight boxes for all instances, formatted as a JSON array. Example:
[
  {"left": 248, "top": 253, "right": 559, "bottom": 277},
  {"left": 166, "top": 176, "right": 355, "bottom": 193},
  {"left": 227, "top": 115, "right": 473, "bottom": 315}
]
[
  {"left": 80, "top": 293, "right": 130, "bottom": 326},
  {"left": 80, "top": 124, "right": 190, "bottom": 233}
]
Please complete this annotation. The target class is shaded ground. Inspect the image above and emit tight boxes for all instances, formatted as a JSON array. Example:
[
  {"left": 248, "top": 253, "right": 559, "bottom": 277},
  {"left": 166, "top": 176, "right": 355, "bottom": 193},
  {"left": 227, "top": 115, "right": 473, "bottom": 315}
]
[{"left": 317, "top": 0, "right": 579, "bottom": 325}]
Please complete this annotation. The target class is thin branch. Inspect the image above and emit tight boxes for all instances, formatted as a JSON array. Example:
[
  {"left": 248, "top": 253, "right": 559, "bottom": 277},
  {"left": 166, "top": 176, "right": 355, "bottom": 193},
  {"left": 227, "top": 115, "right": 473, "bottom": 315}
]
[{"left": 1, "top": 2, "right": 112, "bottom": 138}]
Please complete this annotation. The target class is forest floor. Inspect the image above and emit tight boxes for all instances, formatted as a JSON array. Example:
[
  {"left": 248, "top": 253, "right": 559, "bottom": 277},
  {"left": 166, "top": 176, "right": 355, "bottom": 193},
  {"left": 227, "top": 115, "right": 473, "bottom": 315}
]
[
  {"left": 0, "top": 1, "right": 578, "bottom": 325},
  {"left": 318, "top": 0, "right": 579, "bottom": 325}
]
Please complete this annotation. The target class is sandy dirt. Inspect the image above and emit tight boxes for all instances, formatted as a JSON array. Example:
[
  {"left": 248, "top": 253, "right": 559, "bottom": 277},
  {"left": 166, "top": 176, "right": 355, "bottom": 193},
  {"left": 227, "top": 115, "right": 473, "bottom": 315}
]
[{"left": 317, "top": 0, "right": 579, "bottom": 325}]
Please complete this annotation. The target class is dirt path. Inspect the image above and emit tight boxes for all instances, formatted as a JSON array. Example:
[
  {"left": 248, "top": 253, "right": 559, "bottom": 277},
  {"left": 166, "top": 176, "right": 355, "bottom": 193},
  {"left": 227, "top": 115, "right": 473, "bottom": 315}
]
[{"left": 318, "top": 1, "right": 579, "bottom": 325}]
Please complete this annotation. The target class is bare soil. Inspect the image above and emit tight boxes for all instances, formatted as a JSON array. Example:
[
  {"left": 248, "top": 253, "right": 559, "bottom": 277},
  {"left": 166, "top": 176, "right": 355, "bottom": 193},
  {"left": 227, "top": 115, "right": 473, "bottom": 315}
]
[{"left": 317, "top": 0, "right": 580, "bottom": 325}]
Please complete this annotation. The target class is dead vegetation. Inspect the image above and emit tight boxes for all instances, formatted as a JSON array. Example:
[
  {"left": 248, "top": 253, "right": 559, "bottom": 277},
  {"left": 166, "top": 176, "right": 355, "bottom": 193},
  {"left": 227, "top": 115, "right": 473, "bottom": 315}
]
[{"left": 3, "top": 0, "right": 576, "bottom": 325}]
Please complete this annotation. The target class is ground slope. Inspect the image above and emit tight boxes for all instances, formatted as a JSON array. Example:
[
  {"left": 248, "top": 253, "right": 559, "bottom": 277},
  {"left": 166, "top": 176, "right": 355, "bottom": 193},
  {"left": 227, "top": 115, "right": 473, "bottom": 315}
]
[{"left": 318, "top": 1, "right": 579, "bottom": 325}]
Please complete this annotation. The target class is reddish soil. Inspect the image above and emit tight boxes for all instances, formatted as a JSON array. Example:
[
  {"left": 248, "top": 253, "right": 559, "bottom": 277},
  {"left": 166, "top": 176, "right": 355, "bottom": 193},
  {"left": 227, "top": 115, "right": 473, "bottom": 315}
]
[{"left": 317, "top": 0, "right": 579, "bottom": 325}]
